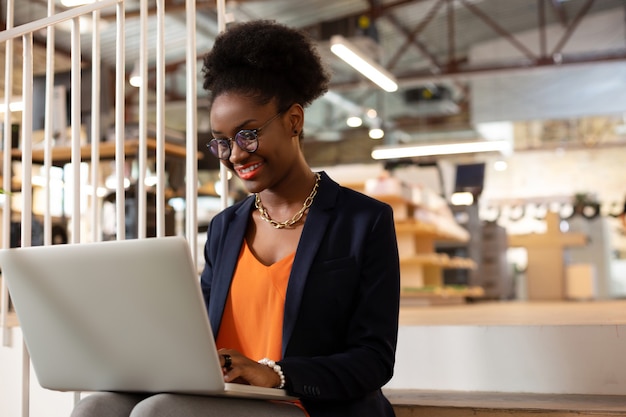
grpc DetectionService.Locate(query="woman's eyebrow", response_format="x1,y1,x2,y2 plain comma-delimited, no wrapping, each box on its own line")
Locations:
211,118,257,136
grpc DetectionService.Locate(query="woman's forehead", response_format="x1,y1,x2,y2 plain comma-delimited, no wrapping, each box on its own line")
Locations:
209,95,275,131
210,93,276,115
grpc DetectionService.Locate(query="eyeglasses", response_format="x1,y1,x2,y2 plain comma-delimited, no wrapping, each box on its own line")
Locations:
207,111,284,160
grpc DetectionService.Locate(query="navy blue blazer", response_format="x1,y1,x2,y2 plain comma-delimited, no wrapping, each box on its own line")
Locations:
200,172,400,417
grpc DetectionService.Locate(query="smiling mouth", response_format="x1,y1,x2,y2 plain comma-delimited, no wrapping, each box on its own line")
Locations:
236,162,263,179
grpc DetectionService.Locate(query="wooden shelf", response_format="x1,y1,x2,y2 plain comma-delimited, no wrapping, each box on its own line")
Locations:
394,216,477,300
395,220,470,242
3,138,193,166
400,254,476,269
395,220,438,235
345,181,479,304
400,286,485,306
371,193,416,207
0,177,25,193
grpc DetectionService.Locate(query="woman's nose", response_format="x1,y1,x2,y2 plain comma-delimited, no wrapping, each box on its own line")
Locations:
228,140,248,164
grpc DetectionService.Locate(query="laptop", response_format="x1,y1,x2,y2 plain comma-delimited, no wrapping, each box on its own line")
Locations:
0,236,295,401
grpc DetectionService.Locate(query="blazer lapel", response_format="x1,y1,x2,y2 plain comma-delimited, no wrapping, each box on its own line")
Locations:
281,172,338,355
209,197,253,337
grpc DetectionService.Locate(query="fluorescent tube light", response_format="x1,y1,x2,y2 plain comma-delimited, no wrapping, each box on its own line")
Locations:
450,192,474,206
371,140,511,160
330,35,398,92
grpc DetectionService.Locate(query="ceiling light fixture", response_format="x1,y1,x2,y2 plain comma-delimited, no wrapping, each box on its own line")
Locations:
129,62,142,88
493,160,508,171
330,35,398,93
369,128,384,139
450,192,474,206
346,116,362,127
371,139,511,160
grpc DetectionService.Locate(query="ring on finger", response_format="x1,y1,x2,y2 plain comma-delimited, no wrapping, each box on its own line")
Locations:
222,354,232,370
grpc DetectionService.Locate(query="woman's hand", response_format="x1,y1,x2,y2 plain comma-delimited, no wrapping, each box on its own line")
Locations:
218,348,282,388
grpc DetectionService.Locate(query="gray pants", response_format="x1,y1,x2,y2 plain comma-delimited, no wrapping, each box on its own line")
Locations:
70,392,306,417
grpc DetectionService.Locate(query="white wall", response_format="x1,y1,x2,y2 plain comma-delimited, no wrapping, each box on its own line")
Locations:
387,324,626,395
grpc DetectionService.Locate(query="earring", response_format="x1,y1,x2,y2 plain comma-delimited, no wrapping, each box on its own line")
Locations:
293,130,298,135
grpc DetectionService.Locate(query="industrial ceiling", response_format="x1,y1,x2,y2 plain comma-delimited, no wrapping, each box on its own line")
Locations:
2,0,626,167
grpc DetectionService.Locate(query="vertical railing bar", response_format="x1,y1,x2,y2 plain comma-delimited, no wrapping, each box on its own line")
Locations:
155,0,165,237
1,0,15,348
70,17,81,244
185,0,198,263
91,8,102,243
216,0,229,210
20,32,35,417
115,1,126,240
21,33,34,253
21,341,30,417
137,0,148,240
43,0,55,247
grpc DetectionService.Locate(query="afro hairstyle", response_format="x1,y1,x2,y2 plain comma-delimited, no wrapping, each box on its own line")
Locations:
202,20,331,112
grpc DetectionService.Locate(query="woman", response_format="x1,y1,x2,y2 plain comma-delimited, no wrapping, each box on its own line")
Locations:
71,19,400,417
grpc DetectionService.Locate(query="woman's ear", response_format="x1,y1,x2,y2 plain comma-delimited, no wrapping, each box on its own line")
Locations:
287,103,304,136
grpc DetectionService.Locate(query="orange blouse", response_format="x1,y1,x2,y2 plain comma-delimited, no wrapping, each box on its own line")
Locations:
216,239,294,362
216,240,310,416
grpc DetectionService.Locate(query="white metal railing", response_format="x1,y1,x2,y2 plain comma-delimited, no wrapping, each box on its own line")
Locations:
1,0,16,351
0,0,201,415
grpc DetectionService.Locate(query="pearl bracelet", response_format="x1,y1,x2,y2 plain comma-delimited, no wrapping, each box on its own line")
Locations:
258,358,286,389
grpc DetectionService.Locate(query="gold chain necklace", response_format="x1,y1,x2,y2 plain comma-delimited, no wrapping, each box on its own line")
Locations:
255,173,321,229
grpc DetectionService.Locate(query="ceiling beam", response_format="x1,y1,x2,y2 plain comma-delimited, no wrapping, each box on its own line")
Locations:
385,0,444,72
551,0,596,56
539,0,548,58
548,0,569,26
459,0,538,62
366,0,432,19
329,48,626,90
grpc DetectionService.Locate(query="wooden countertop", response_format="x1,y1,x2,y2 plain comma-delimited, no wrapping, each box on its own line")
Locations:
399,300,626,326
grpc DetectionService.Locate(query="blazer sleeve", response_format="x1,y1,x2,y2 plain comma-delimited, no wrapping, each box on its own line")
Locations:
278,192,401,403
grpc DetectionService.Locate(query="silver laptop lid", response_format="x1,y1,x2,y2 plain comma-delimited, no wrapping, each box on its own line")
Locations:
1,237,224,394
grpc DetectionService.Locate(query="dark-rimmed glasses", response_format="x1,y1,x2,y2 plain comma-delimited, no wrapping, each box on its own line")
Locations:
207,111,284,160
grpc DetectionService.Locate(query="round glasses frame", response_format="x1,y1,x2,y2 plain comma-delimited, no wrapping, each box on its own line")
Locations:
207,111,284,160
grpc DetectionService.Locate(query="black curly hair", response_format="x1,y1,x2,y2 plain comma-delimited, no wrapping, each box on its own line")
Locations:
202,20,331,112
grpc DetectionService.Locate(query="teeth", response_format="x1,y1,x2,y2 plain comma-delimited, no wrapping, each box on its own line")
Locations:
239,163,261,174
